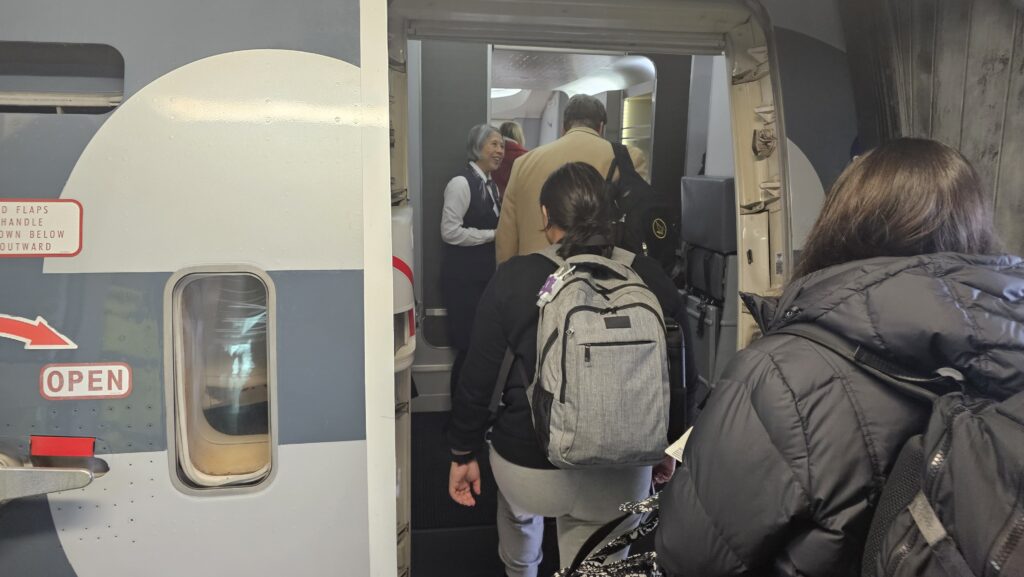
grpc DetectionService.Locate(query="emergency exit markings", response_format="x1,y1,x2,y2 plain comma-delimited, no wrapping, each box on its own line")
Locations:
0,313,77,349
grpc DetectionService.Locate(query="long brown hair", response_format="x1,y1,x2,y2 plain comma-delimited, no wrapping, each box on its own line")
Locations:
793,138,999,279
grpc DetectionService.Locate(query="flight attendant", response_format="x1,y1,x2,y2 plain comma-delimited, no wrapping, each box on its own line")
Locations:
440,124,505,397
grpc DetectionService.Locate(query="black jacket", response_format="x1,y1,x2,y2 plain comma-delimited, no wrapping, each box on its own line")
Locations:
656,253,1024,576
447,249,686,469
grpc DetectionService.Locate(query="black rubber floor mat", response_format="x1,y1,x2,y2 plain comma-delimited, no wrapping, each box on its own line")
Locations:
411,411,560,576
412,411,499,529
412,524,560,577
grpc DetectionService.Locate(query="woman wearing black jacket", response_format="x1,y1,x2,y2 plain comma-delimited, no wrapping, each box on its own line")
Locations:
656,138,1024,576
447,162,683,577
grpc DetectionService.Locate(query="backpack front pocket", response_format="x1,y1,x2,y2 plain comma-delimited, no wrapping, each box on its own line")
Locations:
559,339,665,466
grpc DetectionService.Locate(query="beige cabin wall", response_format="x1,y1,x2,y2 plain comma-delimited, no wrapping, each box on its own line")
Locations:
840,0,1024,254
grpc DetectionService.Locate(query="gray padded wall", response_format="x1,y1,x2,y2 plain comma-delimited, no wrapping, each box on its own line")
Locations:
645,53,691,218
419,40,490,346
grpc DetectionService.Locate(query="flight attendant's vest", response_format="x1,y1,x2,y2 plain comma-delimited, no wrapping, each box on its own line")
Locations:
459,164,499,232
442,164,498,284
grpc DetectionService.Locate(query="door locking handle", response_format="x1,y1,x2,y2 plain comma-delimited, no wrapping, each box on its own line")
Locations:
0,452,109,505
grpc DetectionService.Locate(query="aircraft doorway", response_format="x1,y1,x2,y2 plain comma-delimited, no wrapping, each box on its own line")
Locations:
399,41,741,577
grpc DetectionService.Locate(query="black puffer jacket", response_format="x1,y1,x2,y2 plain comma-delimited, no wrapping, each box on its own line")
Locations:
656,253,1024,576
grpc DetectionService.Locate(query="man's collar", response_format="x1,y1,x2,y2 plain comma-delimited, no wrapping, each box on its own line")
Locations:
564,126,601,137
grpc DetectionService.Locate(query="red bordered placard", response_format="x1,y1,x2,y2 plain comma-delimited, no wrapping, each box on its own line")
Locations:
0,198,83,258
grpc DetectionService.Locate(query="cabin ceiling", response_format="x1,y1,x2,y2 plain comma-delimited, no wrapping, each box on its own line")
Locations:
490,50,656,118
492,51,619,90
391,0,751,54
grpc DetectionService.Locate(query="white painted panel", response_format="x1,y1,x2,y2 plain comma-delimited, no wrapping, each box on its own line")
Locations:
539,91,565,146
360,1,399,575
705,56,735,177
392,205,415,314
44,50,365,274
740,211,770,293
785,139,826,250
685,56,715,176
51,442,370,577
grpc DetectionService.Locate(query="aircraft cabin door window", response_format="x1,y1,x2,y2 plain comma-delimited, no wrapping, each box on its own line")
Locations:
168,270,276,490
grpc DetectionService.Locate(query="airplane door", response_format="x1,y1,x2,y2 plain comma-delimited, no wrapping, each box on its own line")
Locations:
0,1,397,576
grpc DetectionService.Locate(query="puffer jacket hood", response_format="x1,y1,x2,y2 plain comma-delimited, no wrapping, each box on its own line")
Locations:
742,253,1024,400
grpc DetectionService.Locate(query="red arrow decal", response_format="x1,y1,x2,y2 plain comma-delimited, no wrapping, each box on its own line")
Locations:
0,314,77,350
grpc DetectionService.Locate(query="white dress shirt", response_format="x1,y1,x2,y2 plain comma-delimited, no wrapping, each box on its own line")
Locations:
440,162,500,246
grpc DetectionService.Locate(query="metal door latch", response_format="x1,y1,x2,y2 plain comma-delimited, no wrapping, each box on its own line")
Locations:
0,452,108,506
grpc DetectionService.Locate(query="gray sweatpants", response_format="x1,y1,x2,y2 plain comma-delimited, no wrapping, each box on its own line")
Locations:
489,446,652,577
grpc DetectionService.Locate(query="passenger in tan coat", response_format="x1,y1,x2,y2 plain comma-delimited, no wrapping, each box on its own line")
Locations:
495,94,649,263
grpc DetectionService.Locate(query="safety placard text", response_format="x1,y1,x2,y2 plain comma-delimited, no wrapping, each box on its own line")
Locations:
0,199,83,257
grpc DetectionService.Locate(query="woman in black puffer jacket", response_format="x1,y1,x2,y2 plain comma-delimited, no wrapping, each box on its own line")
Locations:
655,138,1024,576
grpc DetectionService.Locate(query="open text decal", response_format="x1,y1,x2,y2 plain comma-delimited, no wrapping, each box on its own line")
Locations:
40,363,133,400
0,199,83,257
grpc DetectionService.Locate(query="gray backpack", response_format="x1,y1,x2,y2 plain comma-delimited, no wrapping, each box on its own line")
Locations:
527,245,670,469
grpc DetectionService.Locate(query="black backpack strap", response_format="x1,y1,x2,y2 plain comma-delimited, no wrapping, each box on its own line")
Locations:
609,142,637,175
605,142,637,205
563,513,631,576
604,151,619,184
771,324,958,402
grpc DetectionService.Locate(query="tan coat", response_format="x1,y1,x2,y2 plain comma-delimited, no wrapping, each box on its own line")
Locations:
494,127,649,263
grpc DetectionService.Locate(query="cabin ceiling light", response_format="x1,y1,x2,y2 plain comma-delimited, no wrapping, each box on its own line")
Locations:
490,88,522,99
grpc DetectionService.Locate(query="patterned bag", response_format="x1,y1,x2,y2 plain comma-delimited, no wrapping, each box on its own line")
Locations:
557,494,664,577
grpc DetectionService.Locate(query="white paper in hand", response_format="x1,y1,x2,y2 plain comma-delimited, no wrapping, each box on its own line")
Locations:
665,427,694,462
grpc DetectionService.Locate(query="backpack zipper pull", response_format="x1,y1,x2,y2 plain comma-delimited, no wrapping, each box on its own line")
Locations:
584,344,591,365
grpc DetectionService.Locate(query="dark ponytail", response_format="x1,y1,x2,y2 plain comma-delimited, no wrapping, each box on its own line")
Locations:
539,162,614,259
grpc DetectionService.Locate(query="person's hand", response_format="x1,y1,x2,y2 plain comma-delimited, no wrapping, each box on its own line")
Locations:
448,460,482,506
653,454,676,486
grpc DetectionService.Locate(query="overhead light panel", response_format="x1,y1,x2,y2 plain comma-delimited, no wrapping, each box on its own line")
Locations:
490,88,522,98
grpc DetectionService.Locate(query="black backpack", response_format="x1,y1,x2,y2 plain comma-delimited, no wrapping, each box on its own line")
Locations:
775,324,1024,577
604,142,679,273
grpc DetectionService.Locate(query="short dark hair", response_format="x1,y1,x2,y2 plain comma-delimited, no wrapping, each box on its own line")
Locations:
539,162,613,259
562,94,607,133
794,138,1000,279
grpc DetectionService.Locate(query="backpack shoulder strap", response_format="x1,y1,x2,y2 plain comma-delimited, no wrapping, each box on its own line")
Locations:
609,141,637,174
604,149,619,184
538,244,565,267
494,349,533,413
609,247,636,267
772,324,950,402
